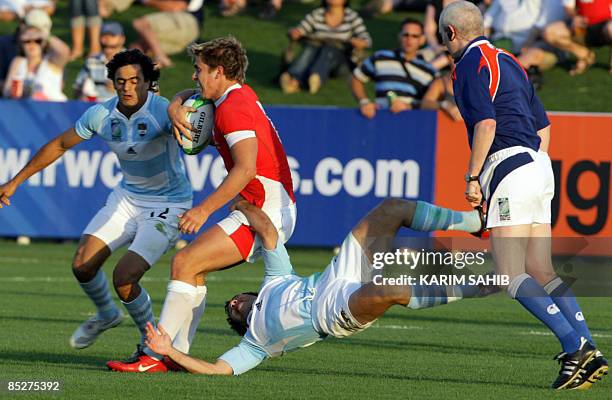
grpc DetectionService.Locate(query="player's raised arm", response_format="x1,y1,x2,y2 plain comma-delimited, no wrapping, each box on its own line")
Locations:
144,323,233,375
0,128,85,208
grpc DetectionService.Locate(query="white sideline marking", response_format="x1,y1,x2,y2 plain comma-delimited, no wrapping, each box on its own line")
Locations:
371,324,423,331
0,275,261,283
522,330,612,339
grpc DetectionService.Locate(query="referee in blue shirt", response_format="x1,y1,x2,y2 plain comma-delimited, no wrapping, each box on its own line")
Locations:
439,1,607,390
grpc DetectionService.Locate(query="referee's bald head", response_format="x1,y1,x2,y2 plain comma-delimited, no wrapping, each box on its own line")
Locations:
439,1,484,41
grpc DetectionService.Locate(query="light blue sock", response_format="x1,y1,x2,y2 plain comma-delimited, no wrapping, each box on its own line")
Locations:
79,270,120,321
407,284,462,309
122,287,155,344
509,274,581,353
410,201,481,233
545,277,594,345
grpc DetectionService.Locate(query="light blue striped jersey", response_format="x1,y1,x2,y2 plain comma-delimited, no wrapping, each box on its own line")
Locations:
75,93,192,203
219,242,325,375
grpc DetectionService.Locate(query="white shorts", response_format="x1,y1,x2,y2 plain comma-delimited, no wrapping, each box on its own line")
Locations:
480,146,554,228
83,188,190,266
217,203,297,263
311,234,375,338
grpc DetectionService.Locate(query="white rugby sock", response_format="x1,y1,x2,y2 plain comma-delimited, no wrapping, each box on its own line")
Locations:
172,285,207,354
144,280,198,360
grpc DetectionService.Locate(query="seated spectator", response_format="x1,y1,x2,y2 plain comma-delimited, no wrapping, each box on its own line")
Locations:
483,0,541,53
24,0,55,15
0,0,24,21
74,21,125,101
517,0,571,86
2,20,69,101
421,74,462,120
350,18,437,119
280,0,371,94
132,0,203,68
69,0,102,60
219,0,283,20
543,0,612,75
360,0,427,19
99,0,133,17
1,9,59,93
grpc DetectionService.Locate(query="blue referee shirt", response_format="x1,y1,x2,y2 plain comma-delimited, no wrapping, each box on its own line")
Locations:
452,37,550,155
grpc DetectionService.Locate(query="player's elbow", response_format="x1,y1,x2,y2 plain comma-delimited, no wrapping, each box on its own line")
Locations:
477,118,496,131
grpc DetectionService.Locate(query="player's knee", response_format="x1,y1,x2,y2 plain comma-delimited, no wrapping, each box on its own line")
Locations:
170,250,196,279
71,255,100,282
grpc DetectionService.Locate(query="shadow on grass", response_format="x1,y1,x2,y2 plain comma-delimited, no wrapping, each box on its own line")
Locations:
0,350,107,370
257,365,546,390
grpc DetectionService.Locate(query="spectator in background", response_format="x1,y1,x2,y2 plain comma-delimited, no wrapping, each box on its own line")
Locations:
483,0,541,53
2,13,69,101
74,21,125,102
518,0,572,87
99,0,133,17
351,18,437,119
69,0,102,60
1,9,64,93
421,75,462,120
0,0,55,21
280,0,371,94
132,0,203,68
543,0,611,75
360,0,427,18
219,0,283,20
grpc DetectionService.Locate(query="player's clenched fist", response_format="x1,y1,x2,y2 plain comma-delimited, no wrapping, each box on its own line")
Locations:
0,181,17,208
465,180,482,208
178,205,210,234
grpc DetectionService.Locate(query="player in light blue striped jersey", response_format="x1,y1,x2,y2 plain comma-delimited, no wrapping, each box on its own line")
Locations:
143,198,486,375
0,49,196,362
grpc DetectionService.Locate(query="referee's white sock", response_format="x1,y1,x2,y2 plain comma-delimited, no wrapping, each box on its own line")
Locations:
144,280,198,360
172,285,207,354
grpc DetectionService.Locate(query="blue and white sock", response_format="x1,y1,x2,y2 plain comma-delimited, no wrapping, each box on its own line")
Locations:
544,277,594,345
122,286,154,345
509,273,581,353
407,284,462,309
410,201,481,233
78,270,120,321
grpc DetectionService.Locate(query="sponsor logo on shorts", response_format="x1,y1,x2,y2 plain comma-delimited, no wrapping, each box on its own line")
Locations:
547,304,560,315
498,197,511,221
575,311,584,321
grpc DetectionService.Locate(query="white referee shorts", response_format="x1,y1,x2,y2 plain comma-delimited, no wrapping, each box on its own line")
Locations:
83,188,191,266
217,203,297,263
480,146,554,229
312,233,375,338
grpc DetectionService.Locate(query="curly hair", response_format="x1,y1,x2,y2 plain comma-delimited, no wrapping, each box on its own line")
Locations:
225,292,259,336
188,36,248,84
106,49,160,89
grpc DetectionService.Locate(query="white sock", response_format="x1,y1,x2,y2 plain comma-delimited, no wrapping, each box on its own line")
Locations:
144,280,197,360
173,285,207,354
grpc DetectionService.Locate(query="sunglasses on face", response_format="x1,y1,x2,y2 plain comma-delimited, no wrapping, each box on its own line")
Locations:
400,33,422,39
21,39,44,45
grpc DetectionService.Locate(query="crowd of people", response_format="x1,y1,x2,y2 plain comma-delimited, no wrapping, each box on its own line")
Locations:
0,0,610,111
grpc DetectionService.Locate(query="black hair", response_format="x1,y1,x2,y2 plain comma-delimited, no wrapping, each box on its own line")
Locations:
106,48,160,88
225,292,259,336
400,17,424,33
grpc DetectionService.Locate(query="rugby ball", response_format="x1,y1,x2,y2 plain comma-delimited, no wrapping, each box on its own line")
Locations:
181,95,214,155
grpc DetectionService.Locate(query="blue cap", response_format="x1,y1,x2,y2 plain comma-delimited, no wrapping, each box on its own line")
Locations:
101,21,124,36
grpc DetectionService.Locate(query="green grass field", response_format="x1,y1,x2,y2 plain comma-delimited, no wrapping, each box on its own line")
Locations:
1,2,611,112
0,240,610,399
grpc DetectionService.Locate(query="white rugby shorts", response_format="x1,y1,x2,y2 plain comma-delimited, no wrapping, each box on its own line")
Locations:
83,188,191,266
311,233,376,338
480,146,554,228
